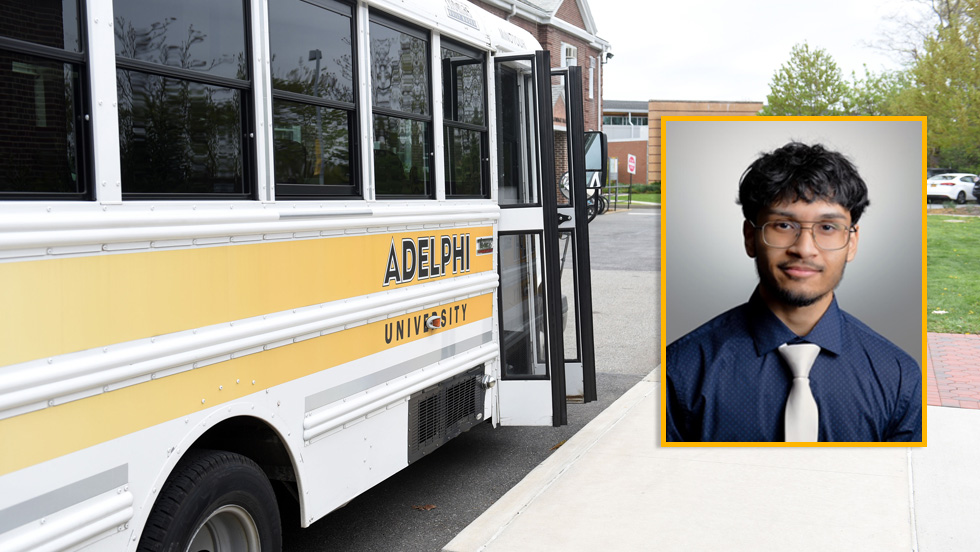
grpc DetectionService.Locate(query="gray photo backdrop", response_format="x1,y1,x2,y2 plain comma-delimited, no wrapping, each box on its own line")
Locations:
663,119,923,366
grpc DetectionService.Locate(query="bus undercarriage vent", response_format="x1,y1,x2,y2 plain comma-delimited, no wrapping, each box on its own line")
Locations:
407,365,486,463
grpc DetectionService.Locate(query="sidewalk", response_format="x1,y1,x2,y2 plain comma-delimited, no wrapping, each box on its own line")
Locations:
444,333,980,552
927,332,980,409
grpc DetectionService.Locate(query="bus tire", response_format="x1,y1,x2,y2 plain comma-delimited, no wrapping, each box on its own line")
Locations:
137,449,281,552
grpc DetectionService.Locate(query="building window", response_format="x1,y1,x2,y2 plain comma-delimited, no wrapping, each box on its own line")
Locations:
441,39,487,198
0,0,87,198
561,43,577,68
603,115,647,126
370,13,432,198
269,0,358,197
114,0,252,197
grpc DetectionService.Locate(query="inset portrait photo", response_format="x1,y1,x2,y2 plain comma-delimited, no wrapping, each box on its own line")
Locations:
660,117,925,446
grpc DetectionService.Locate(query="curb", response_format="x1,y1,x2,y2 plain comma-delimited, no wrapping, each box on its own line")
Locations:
442,369,659,552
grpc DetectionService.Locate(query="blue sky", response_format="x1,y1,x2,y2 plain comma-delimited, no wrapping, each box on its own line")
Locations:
589,0,929,102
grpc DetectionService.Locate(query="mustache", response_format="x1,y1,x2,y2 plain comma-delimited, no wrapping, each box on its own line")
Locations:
778,262,824,272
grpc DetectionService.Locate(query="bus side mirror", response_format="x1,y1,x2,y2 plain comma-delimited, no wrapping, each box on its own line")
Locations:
583,131,608,189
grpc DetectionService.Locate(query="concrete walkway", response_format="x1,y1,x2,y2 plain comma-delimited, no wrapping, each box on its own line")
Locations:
445,336,980,551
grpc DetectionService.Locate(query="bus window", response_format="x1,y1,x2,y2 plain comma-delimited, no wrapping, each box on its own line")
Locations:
270,0,358,198
370,13,432,198
114,0,251,198
0,0,86,198
441,40,488,198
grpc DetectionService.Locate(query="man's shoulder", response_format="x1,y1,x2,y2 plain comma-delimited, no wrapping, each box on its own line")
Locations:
838,309,918,366
667,302,751,354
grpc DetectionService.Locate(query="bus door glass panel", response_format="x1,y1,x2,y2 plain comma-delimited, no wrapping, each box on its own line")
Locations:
552,71,571,209
558,230,579,362
495,60,538,206
498,233,547,377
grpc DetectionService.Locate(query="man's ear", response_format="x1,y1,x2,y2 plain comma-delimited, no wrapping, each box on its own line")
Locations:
846,225,859,262
743,220,757,258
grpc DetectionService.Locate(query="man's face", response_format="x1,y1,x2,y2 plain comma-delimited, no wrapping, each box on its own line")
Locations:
743,199,859,308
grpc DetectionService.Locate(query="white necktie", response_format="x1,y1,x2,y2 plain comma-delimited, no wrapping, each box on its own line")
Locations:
778,343,821,442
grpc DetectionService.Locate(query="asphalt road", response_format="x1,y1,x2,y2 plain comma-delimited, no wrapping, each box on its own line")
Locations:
281,207,659,551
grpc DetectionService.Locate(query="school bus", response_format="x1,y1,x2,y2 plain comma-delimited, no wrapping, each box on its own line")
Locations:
0,0,607,549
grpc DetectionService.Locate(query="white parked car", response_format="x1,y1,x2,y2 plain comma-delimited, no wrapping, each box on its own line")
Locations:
926,173,978,204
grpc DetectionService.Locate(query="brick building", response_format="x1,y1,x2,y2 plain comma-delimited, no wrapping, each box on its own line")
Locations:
648,100,764,184
603,100,648,184
469,0,610,132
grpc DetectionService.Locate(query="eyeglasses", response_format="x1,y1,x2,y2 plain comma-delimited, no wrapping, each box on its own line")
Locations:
752,220,855,251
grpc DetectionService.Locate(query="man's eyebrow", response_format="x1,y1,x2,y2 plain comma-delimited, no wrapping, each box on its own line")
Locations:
766,209,849,221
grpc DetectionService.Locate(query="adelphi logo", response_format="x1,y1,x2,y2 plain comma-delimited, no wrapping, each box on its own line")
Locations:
383,234,471,287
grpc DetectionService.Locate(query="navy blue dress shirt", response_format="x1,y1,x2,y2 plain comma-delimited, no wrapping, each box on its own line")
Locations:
666,289,922,442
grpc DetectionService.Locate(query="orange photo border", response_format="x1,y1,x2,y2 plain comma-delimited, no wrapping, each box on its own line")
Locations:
658,115,928,447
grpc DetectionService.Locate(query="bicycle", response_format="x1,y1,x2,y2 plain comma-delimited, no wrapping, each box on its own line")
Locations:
560,172,606,222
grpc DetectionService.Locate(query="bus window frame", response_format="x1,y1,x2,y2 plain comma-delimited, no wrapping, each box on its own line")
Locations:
0,2,92,201
368,10,435,200
113,0,256,201
269,0,361,199
440,38,488,199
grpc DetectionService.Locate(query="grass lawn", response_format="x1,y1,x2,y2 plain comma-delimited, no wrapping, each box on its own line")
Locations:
625,193,660,204
928,215,980,333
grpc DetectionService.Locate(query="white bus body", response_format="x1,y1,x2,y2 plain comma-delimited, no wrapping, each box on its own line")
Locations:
0,0,601,549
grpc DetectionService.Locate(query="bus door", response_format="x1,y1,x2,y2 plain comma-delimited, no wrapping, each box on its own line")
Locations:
492,52,597,426
551,65,597,405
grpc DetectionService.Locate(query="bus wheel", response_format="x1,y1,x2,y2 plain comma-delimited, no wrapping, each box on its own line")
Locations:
137,449,281,552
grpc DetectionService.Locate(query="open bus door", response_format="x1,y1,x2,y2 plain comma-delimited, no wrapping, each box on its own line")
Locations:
493,52,605,426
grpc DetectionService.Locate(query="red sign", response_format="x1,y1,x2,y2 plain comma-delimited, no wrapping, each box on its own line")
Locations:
627,154,636,175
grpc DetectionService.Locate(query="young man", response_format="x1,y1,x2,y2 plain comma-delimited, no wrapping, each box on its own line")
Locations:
665,142,922,442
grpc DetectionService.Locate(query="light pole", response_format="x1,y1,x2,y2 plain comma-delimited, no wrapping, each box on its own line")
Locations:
309,49,323,186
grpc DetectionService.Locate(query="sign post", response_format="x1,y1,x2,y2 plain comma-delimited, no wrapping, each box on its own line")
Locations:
626,154,636,209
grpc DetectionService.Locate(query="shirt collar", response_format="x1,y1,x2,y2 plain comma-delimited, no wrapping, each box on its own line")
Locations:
747,287,844,357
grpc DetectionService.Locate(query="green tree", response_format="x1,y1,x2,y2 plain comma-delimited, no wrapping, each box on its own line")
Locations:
846,65,910,115
895,2,980,172
760,43,850,115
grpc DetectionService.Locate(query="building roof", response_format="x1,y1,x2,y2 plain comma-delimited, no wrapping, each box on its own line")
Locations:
477,0,610,50
603,100,648,113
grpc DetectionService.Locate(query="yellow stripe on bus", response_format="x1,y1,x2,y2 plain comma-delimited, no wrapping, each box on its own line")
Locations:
0,228,492,367
0,294,493,476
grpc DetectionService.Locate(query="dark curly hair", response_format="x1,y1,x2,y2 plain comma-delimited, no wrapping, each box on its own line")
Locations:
737,142,870,224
